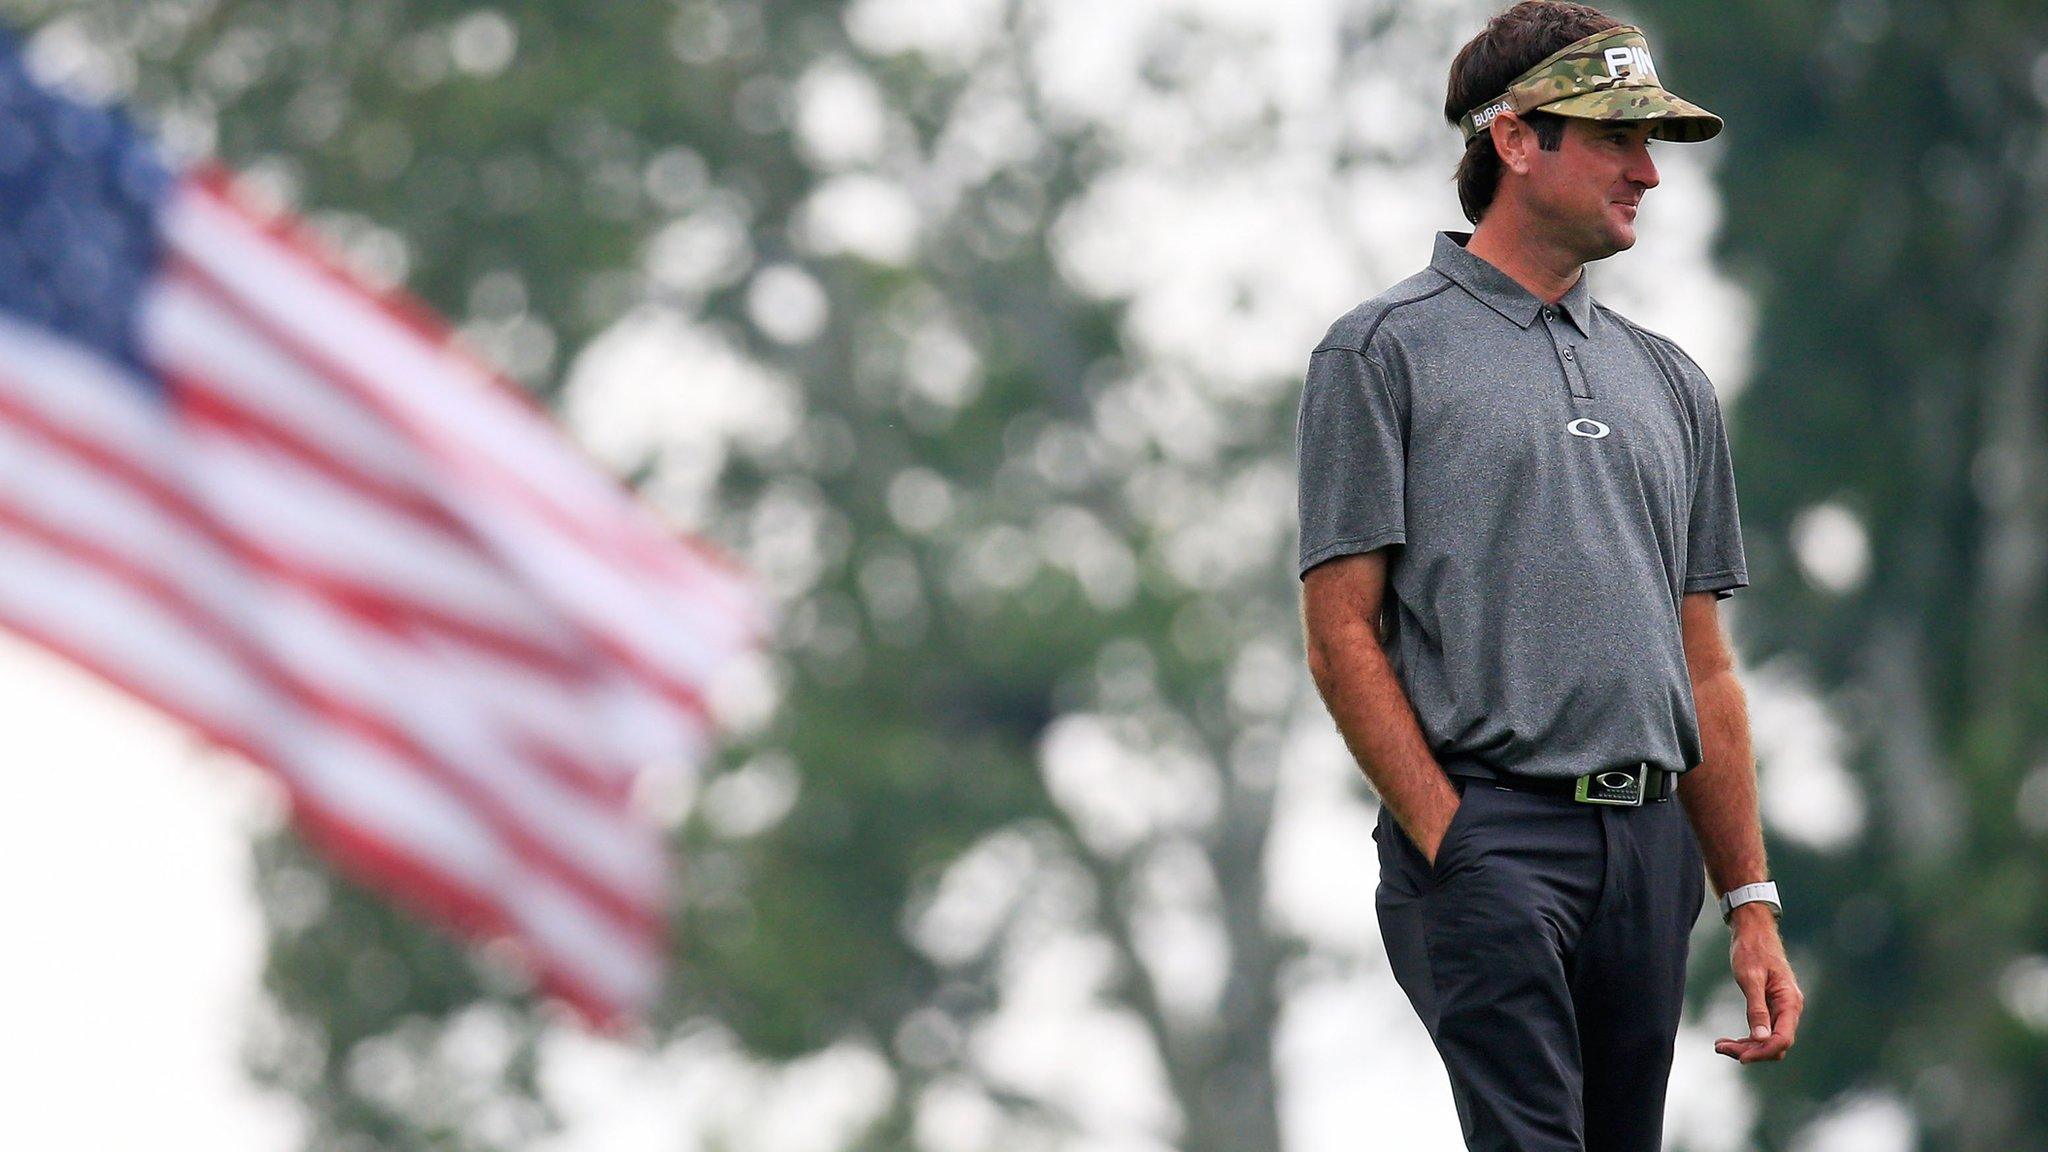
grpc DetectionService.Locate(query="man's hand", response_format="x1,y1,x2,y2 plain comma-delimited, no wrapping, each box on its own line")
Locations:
1679,593,1802,1064
1713,905,1803,1062
1415,792,1462,868
1302,551,1465,868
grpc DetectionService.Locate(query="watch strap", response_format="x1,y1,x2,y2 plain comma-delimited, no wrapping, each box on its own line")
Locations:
1718,880,1781,923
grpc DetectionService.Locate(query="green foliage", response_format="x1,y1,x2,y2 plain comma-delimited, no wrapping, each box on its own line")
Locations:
40,0,2048,1147
1634,1,2048,1146
22,0,1303,1147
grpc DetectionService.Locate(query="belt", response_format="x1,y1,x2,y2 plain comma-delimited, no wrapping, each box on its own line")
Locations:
1443,757,1679,806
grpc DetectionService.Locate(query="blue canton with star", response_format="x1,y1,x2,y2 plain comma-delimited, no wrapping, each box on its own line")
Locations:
0,28,172,376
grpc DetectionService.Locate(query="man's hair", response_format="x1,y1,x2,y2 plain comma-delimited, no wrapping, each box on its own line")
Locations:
1445,2,1622,223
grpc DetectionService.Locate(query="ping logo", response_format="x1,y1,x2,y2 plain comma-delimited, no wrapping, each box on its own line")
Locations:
1566,418,1611,440
1603,45,1657,81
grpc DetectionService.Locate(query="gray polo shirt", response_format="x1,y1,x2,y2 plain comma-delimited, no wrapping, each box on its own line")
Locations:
1297,231,1747,780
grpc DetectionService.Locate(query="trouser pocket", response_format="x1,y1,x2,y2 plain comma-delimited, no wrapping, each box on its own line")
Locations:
1427,778,1483,885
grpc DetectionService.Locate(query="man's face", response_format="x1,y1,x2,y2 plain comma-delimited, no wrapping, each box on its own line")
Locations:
1517,118,1661,261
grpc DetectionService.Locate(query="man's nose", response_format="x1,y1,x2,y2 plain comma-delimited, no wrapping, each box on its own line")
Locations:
1628,140,1661,190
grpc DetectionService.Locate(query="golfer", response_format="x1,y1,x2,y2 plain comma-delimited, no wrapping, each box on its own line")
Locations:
1296,4,1802,1149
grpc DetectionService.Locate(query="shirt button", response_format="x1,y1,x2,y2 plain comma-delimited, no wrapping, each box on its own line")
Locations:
1542,308,1555,320
1563,348,1575,361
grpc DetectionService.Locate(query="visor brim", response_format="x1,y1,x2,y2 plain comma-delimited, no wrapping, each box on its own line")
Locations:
1539,88,1723,143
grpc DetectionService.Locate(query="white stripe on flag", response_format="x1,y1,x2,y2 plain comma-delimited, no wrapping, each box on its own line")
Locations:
161,187,674,544
0,156,767,1025
0,405,668,911
0,318,594,673
148,277,439,499
190,432,579,642
140,285,711,767
0,520,662,1015
160,185,765,694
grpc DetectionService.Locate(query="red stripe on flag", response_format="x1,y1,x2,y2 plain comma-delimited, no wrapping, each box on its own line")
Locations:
165,185,766,668
0,499,666,944
0,595,651,1026
170,373,476,541
288,800,644,1032
163,369,724,764
0,143,772,1028
184,168,756,604
154,371,680,808
0,382,597,682
157,249,725,722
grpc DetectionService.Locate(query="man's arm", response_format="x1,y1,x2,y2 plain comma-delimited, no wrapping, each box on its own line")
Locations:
1302,550,1462,863
1678,591,1804,1063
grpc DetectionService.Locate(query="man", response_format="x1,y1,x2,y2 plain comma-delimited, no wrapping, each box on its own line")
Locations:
1296,4,1802,1150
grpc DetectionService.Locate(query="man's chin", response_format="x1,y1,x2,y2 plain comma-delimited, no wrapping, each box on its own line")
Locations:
1608,208,1641,249
1584,221,1637,262
1574,235,1632,265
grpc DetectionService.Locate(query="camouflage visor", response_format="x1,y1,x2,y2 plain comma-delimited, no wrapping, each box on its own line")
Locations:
1456,26,1722,144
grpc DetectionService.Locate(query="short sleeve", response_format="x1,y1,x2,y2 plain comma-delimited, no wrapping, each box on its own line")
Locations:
1296,346,1407,579
1683,375,1748,599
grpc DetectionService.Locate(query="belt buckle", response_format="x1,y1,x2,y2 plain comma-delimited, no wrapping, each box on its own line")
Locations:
1574,763,1648,807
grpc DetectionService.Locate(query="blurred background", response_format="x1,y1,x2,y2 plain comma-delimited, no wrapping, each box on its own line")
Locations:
0,0,2044,1149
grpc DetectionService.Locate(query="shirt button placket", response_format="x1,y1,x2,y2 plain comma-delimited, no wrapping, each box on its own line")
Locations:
1543,308,1593,399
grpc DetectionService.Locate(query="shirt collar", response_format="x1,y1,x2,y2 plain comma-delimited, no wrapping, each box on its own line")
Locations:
1431,231,1595,336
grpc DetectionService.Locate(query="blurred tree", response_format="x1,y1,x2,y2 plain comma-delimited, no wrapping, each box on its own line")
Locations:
1,0,1490,1149
1634,1,2048,1148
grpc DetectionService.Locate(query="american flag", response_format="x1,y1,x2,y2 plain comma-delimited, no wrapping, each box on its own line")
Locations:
0,32,765,1026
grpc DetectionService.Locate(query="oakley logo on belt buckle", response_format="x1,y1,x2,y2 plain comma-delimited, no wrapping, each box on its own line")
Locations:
1575,766,1647,806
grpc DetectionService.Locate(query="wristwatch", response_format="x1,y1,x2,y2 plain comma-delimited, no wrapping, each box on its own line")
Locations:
1717,881,1782,923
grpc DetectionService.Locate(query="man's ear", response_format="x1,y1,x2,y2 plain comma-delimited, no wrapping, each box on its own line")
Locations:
1489,111,1532,176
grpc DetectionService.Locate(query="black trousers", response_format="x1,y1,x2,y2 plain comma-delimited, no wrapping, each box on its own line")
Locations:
1375,776,1706,1152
